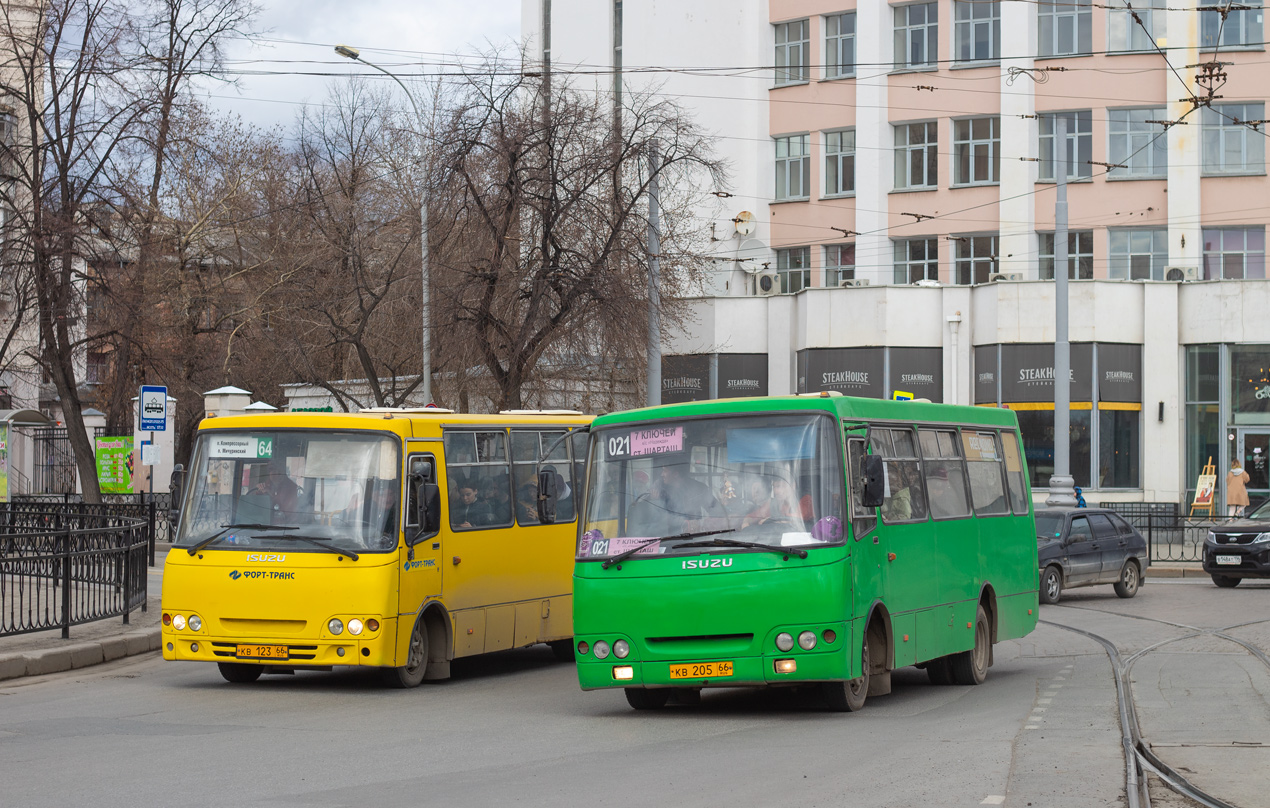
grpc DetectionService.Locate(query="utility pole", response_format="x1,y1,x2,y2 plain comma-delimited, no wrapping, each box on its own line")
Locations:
646,140,662,407
1047,113,1076,507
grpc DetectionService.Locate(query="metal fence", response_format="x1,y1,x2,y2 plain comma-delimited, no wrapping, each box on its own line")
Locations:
1097,501,1245,563
0,505,149,638
14,492,173,548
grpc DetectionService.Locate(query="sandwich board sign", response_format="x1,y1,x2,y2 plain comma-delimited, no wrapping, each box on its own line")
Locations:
139,385,168,432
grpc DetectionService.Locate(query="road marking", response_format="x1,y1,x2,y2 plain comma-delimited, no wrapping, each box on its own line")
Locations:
1038,698,1052,704
981,797,1006,805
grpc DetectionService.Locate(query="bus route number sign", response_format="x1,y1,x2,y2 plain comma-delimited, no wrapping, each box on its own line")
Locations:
606,427,683,459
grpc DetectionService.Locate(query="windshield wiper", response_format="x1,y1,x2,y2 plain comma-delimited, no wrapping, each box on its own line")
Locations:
674,537,809,560
273,535,360,561
600,528,737,569
187,524,299,555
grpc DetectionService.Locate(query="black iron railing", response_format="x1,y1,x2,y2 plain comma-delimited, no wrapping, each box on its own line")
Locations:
1096,502,1249,563
0,506,148,639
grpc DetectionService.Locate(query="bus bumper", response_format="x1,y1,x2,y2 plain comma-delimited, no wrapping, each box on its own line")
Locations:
161,618,398,668
576,623,852,691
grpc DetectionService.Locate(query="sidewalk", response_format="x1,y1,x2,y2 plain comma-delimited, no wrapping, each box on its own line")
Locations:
0,549,1210,683
0,546,168,682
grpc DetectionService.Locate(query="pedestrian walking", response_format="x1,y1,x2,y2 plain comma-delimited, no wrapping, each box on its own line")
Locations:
1227,460,1251,518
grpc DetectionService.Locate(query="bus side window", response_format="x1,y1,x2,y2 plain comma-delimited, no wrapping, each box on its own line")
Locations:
879,428,928,524
1000,431,1030,515
961,430,1009,516
511,430,576,526
444,430,513,531
919,428,971,520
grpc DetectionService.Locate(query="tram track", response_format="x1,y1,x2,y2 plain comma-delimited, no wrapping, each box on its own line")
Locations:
1040,609,1270,808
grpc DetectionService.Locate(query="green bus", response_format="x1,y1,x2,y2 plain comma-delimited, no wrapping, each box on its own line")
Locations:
569,393,1039,711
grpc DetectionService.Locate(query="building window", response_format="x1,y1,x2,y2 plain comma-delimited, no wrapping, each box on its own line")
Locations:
1202,227,1266,279
894,237,939,283
775,19,810,85
1108,0,1164,52
1099,410,1140,488
1108,108,1167,178
777,246,811,293
825,12,856,78
1039,111,1093,181
1039,231,1094,279
894,121,938,190
86,351,107,385
825,244,855,285
954,235,998,285
824,129,855,196
954,1,1000,63
1108,228,1167,280
1201,0,1263,49
953,116,999,186
1038,0,1092,57
775,134,811,200
1202,103,1266,175
1017,410,1092,489
1185,345,1220,505
894,3,938,70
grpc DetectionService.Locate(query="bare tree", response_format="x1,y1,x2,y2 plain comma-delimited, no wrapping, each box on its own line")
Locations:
429,63,724,411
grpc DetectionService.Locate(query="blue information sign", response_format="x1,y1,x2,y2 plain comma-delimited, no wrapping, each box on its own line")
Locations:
139,385,168,432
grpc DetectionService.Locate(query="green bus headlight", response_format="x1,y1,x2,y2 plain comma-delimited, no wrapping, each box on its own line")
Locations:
798,631,818,650
775,632,794,652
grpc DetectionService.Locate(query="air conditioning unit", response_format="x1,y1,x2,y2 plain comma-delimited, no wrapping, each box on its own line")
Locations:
1164,266,1200,282
756,269,780,296
989,272,1024,282
839,278,870,287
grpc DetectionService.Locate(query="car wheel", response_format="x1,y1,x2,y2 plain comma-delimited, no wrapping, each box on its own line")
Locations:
949,605,991,686
625,688,670,710
217,662,263,683
1039,566,1063,605
1113,561,1140,598
1211,573,1242,588
823,635,870,712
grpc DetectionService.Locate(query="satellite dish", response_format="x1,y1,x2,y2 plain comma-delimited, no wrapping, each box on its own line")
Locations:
733,211,756,236
735,238,768,273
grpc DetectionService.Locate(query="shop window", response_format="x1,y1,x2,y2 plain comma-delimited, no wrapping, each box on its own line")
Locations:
1231,347,1270,421
1015,409,1091,489
1098,410,1140,488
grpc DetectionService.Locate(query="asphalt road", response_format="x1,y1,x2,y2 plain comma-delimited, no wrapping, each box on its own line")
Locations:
0,578,1266,808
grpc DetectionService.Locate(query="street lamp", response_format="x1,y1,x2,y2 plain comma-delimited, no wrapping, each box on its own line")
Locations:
335,44,432,406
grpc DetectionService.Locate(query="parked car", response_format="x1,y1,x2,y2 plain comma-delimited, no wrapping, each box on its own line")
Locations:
1036,508,1149,604
1203,499,1270,587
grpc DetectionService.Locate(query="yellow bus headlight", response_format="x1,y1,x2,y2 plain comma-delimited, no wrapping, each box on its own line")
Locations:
328,618,344,635
172,614,186,631
348,619,364,636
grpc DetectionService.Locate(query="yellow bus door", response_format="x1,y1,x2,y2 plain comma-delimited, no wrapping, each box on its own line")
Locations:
398,446,443,629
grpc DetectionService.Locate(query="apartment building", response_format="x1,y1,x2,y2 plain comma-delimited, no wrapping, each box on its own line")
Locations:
524,0,1270,509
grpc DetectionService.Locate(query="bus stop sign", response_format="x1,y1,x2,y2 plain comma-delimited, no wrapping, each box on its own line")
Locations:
139,385,168,431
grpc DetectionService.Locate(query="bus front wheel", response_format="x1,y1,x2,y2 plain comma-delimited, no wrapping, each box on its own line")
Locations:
625,688,670,710
823,637,869,712
949,605,990,686
218,662,263,683
383,616,428,688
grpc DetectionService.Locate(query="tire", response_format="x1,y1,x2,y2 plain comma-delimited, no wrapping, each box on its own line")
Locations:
549,639,575,662
926,656,953,686
383,615,428,688
1211,573,1242,588
949,605,990,686
1039,566,1063,605
671,688,701,706
217,662,263,684
1113,561,1141,598
625,688,670,710
823,634,870,712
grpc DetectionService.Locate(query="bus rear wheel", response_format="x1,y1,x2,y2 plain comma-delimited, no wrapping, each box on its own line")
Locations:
549,639,575,662
218,662,263,683
383,616,428,688
625,688,670,710
925,657,953,686
949,605,990,686
823,637,869,712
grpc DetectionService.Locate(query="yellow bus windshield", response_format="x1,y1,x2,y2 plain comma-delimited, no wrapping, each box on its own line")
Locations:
175,429,401,555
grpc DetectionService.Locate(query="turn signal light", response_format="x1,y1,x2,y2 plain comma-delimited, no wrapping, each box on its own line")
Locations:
774,659,797,674
162,613,171,626
366,619,380,632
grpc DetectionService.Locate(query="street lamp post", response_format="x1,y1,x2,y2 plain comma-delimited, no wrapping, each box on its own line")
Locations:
335,45,432,406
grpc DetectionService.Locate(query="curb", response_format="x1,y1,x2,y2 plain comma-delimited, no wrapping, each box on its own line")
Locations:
0,627,162,682
1145,566,1208,579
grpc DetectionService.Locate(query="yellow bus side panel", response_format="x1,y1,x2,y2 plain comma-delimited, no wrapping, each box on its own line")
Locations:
514,602,539,647
454,609,485,657
485,605,516,653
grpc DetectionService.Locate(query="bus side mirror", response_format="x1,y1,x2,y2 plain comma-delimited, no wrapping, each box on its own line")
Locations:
861,455,885,508
168,464,186,528
536,469,558,524
408,473,441,543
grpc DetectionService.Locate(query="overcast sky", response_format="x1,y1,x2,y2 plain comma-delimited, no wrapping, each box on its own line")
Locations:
202,0,522,132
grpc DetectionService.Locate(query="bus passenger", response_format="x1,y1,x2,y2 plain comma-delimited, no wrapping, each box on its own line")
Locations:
480,477,512,525
454,480,490,528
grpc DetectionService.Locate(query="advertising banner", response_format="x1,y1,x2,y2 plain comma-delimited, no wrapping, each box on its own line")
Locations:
796,348,884,398
999,343,1093,403
661,355,710,404
95,436,134,494
974,345,998,405
889,347,943,402
1098,343,1143,403
717,354,768,398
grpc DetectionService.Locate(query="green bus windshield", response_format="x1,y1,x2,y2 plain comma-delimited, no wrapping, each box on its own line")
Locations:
580,413,845,559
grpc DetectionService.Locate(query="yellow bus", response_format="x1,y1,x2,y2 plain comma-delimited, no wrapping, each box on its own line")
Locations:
161,408,591,686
